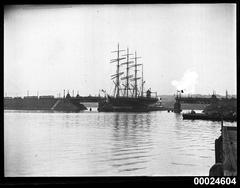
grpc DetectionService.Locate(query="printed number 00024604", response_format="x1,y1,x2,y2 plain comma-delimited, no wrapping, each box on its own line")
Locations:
193,177,237,185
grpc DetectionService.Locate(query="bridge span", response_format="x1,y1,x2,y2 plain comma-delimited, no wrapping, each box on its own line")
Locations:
173,94,236,113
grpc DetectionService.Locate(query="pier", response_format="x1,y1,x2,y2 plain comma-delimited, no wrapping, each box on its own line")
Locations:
209,125,237,176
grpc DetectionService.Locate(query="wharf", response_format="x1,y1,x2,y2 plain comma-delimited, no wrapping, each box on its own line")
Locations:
209,125,237,176
4,96,87,112
222,126,237,176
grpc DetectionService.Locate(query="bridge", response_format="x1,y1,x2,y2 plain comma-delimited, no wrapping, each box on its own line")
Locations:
177,96,218,104
173,94,236,113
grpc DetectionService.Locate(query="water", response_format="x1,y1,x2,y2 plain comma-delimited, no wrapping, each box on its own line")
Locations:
4,108,236,176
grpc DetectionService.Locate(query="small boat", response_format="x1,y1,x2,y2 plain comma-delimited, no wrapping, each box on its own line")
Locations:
182,110,237,122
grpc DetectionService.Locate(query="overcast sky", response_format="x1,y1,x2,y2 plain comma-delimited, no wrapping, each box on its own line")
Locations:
4,4,236,97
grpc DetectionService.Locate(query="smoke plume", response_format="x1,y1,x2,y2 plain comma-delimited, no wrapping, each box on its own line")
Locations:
171,70,198,94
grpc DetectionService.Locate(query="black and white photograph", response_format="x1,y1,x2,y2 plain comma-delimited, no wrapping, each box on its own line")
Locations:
3,4,237,179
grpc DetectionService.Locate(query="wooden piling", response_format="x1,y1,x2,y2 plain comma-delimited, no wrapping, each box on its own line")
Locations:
215,135,222,163
209,126,237,176
222,126,237,176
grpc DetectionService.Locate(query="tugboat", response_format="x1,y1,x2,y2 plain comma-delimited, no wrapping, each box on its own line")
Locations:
98,44,158,112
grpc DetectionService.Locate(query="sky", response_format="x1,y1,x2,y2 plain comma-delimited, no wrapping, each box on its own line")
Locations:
4,4,236,97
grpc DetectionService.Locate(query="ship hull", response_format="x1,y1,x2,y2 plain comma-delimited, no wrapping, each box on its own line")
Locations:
98,96,158,112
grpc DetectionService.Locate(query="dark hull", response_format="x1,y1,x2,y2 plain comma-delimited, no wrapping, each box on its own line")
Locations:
4,98,87,112
148,106,166,111
98,96,158,112
182,113,237,122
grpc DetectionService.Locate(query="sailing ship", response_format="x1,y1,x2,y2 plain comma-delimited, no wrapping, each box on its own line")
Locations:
98,44,158,112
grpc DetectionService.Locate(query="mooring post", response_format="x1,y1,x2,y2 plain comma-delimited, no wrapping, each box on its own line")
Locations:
215,135,222,163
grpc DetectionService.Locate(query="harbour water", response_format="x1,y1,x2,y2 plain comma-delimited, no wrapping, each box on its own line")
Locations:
4,106,236,176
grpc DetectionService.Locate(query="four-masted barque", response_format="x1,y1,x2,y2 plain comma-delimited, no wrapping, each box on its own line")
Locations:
98,44,158,112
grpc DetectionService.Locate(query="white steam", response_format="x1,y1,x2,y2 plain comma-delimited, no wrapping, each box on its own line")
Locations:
171,70,198,94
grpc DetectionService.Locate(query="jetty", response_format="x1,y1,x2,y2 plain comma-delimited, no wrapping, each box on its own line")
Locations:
209,123,237,176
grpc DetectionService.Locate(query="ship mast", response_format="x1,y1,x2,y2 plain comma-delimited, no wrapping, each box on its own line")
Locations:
134,52,138,97
110,43,125,98
133,51,141,98
126,48,130,97
121,48,134,97
129,51,142,98
141,64,145,97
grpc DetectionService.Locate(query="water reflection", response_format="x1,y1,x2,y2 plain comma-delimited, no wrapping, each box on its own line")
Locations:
5,110,236,176
109,113,152,173
174,112,182,121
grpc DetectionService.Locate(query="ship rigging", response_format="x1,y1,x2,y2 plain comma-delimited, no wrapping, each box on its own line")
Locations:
98,43,158,112
110,44,146,99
